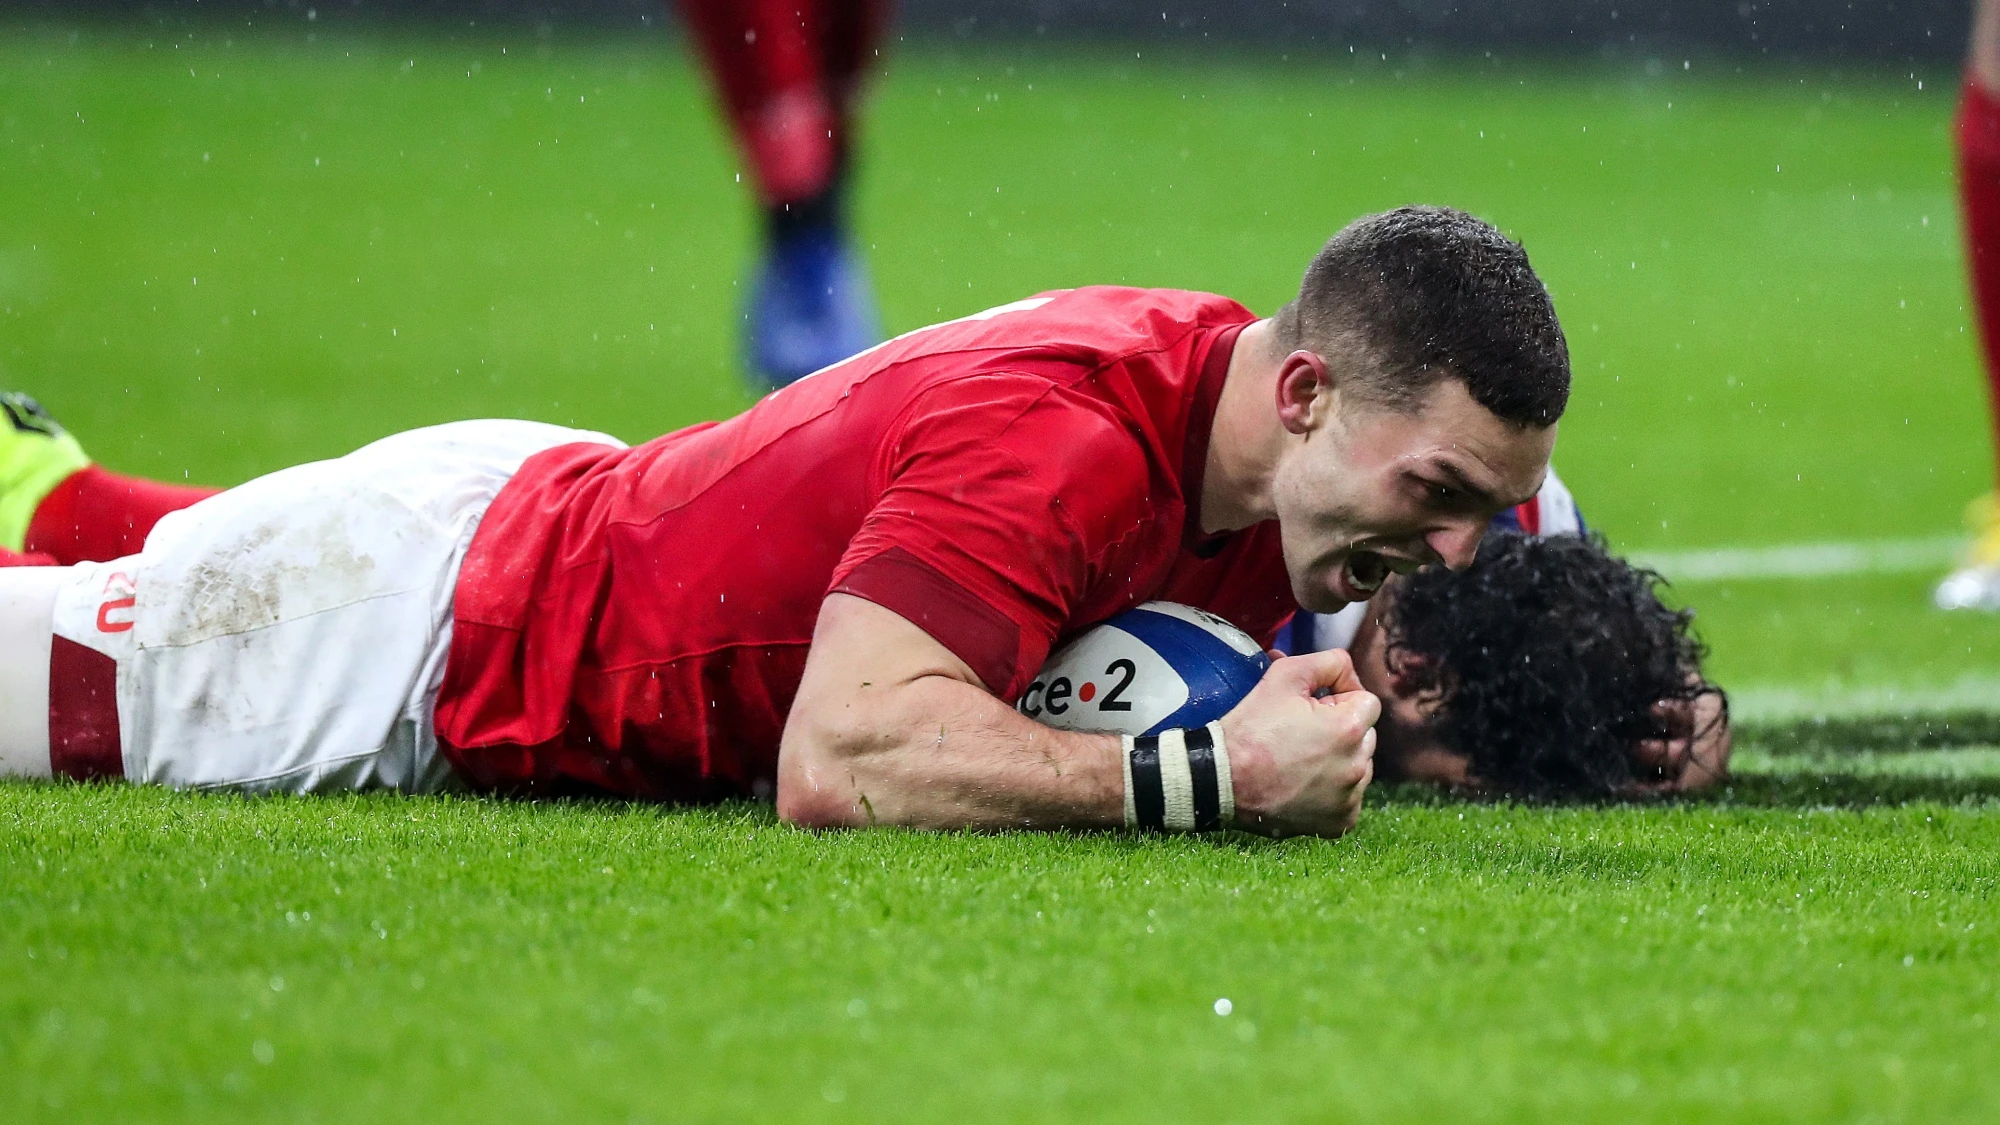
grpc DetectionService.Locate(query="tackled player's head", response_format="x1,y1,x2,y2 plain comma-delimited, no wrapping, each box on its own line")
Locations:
1262,207,1570,611
1348,533,1725,798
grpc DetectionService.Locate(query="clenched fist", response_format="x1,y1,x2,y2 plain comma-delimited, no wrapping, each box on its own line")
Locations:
1221,649,1381,838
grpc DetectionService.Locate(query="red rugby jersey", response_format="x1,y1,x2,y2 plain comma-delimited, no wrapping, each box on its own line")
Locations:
434,287,1295,800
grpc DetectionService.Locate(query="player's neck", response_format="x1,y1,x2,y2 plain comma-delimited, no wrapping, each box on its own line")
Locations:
1199,318,1285,534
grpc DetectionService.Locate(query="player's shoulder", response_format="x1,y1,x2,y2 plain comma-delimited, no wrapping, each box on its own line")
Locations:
1030,286,1258,351
1040,284,1254,318
863,286,1253,373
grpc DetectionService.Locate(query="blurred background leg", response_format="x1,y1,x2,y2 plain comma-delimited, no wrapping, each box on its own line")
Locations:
1939,0,2000,609
0,390,216,567
0,392,89,557
25,467,219,567
677,0,886,389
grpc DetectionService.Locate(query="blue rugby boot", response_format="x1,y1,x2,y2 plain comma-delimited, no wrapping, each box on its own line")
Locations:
0,391,90,552
746,218,881,390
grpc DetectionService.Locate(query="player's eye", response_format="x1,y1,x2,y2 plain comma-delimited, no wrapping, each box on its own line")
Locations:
1408,473,1468,510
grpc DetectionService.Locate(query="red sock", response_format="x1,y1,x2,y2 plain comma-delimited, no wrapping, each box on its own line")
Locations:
1958,74,2000,484
24,466,220,565
676,0,889,206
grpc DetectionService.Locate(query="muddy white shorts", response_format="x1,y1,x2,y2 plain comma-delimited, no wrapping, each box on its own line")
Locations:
48,420,623,794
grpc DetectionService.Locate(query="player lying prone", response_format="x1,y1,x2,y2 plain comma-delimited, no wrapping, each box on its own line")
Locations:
0,207,1720,837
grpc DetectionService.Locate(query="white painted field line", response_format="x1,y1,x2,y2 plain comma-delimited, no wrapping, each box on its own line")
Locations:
1619,534,1997,721
1730,674,2000,723
1626,535,1964,583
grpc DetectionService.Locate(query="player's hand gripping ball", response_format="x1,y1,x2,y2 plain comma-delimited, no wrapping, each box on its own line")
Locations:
1018,602,1271,736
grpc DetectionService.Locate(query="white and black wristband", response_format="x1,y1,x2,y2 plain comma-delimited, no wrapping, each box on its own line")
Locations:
1122,722,1233,831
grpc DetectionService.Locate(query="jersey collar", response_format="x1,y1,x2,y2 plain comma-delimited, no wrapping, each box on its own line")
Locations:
1180,320,1250,556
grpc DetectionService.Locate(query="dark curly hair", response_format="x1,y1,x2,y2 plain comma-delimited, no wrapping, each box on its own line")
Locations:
1383,532,1718,798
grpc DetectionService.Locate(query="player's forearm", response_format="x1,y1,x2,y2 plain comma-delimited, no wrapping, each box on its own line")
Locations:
776,675,1127,831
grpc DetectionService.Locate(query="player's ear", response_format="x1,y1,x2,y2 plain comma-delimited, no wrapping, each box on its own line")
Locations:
1383,648,1424,689
1274,350,1330,435
1384,649,1449,711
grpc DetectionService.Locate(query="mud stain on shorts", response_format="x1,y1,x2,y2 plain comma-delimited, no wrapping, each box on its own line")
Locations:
153,493,408,647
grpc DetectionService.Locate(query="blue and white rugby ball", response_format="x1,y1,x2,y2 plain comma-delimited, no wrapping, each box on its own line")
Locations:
1017,602,1271,736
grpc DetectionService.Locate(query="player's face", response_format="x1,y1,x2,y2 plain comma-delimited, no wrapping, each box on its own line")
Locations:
1271,374,1555,613
1345,584,1472,786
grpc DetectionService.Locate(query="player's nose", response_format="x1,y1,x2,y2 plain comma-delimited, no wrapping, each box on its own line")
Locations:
1426,519,1485,572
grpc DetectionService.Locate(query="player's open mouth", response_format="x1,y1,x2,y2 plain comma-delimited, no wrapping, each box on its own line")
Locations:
1339,551,1392,599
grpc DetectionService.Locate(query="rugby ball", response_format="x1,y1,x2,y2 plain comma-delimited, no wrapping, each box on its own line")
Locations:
1017,602,1271,736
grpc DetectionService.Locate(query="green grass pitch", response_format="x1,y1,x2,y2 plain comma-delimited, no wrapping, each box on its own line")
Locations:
4,19,2000,1122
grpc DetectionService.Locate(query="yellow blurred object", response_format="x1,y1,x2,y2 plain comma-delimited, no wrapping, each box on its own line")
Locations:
0,391,90,553
1968,493,2000,568
1936,494,2000,610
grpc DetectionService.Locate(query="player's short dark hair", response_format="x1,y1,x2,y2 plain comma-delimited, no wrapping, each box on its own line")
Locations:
1275,206,1570,428
1383,532,1719,798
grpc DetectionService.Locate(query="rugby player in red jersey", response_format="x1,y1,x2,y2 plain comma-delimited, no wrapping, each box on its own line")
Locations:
0,208,1568,837
0,445,1733,803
